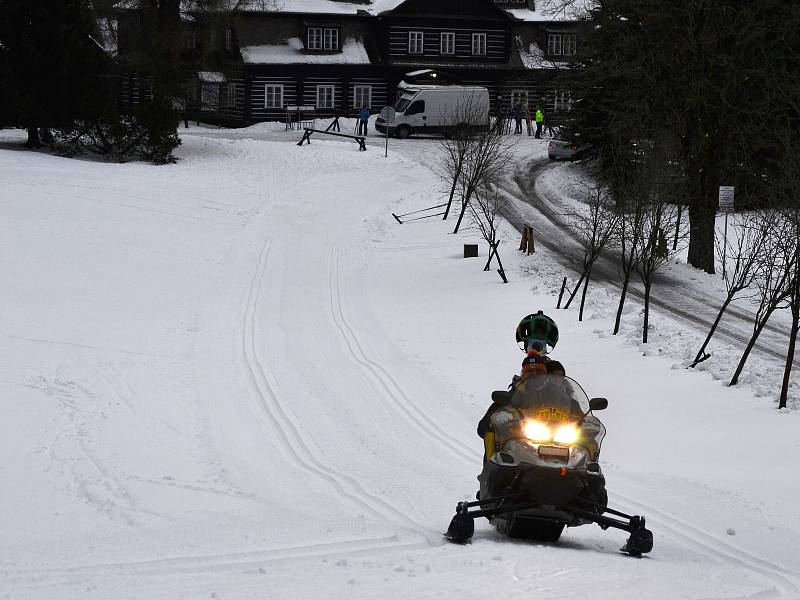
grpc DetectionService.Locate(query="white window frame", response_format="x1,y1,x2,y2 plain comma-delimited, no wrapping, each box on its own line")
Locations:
510,89,528,109
471,33,487,56
225,28,233,50
323,28,338,51
548,33,575,56
353,85,372,109
307,27,323,50
547,33,561,55
440,31,455,55
563,33,576,56
226,82,236,108
408,31,424,55
316,84,335,109
554,91,572,112
264,84,284,109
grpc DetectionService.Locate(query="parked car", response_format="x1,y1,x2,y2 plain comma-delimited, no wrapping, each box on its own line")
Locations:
547,127,592,160
375,84,490,139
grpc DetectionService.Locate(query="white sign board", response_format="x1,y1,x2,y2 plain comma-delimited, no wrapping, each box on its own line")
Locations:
380,106,396,122
719,186,735,212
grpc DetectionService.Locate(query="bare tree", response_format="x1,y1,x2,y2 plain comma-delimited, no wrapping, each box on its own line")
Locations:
729,223,792,386
563,180,618,321
611,183,648,335
778,209,800,408
452,123,515,234
634,199,681,344
689,211,773,367
467,184,506,257
435,96,484,220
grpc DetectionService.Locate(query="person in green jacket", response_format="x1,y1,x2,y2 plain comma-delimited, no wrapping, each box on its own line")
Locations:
534,106,544,139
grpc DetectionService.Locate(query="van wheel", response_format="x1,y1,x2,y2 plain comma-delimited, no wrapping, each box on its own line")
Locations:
395,125,410,139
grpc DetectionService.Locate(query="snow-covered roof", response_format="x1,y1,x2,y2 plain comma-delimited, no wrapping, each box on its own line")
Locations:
187,0,404,15
116,0,591,21
506,0,593,22
240,36,370,64
198,71,227,82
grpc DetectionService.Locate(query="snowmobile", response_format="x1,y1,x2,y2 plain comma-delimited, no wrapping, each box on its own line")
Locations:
446,372,653,556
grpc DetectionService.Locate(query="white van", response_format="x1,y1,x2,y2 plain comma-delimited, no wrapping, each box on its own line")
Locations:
375,84,490,138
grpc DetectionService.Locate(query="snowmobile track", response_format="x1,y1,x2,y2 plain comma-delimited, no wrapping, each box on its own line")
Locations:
328,245,475,463
614,491,800,598
241,238,434,541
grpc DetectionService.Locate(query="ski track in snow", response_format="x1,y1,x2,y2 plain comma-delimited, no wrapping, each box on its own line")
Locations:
328,245,475,463
240,237,437,546
612,489,800,600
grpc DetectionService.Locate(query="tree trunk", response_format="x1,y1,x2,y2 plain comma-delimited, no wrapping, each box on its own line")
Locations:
24,127,41,148
452,194,469,234
779,306,799,409
684,125,720,275
686,191,716,274
443,163,461,220
579,267,592,322
613,273,631,335
730,309,776,386
642,279,652,344
673,205,682,251
690,294,733,367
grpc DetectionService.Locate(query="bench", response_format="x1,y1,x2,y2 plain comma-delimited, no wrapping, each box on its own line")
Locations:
297,128,367,151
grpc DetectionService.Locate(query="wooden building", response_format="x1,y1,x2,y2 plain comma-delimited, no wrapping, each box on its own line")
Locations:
116,0,586,127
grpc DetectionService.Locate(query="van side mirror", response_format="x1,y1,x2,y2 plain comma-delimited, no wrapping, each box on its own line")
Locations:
589,397,608,411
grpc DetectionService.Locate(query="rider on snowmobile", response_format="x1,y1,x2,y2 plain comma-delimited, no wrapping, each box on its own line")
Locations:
477,311,562,443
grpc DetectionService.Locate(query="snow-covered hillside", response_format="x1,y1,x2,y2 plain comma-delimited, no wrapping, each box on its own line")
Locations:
2,129,799,599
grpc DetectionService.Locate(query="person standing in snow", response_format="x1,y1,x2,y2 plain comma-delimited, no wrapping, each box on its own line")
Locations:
512,102,523,135
534,105,544,139
525,101,533,136
358,105,370,136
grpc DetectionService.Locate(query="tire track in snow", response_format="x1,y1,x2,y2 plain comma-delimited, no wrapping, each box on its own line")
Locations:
3,536,424,581
611,490,800,599
240,238,437,544
328,245,476,463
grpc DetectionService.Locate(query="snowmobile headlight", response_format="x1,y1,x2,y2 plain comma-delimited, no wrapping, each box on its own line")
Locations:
553,424,579,445
523,419,551,442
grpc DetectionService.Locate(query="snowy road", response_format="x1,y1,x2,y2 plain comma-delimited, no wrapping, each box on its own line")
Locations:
498,158,798,372
3,128,800,599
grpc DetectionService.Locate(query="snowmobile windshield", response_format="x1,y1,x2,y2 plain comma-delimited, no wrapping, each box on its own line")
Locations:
510,374,590,421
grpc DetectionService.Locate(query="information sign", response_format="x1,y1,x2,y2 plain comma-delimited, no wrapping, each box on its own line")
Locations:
719,186,735,212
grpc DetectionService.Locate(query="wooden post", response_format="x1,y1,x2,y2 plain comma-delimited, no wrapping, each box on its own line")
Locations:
526,225,535,254
519,225,528,251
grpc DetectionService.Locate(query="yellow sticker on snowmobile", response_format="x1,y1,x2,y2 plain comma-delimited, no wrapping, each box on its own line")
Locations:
535,407,569,422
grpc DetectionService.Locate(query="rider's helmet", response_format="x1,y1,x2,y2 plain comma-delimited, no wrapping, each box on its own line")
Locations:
515,311,559,353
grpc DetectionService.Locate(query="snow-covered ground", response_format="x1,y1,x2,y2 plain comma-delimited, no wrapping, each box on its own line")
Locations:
2,127,800,600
